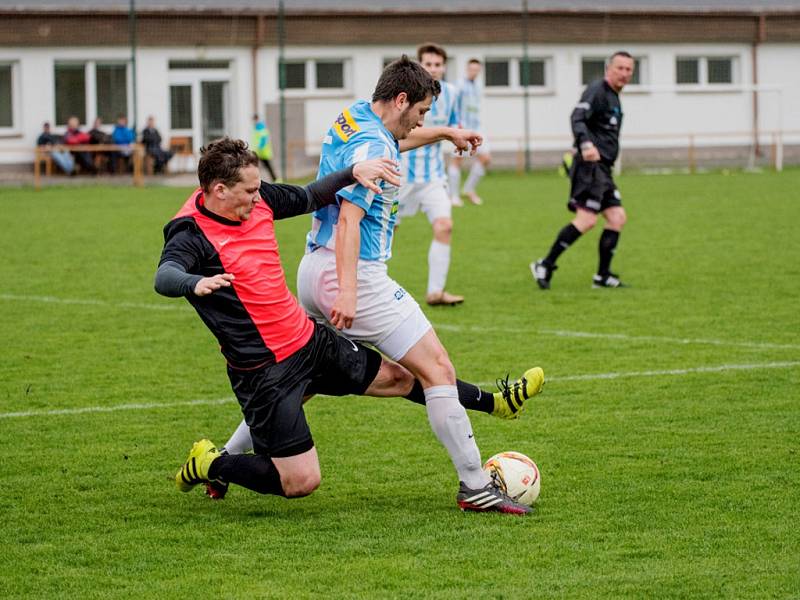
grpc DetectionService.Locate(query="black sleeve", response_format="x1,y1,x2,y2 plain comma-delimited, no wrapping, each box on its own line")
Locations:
154,261,203,297
260,165,356,220
571,82,600,148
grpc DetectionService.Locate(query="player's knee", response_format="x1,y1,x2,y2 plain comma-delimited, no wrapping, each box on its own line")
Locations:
433,218,452,239
574,213,597,232
430,348,456,383
282,468,321,498
610,209,627,229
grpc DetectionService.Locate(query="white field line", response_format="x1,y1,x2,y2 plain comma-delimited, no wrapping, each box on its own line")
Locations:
2,361,798,421
2,292,798,352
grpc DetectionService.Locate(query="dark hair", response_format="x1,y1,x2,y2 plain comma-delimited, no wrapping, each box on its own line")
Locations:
198,137,259,193
417,42,447,63
467,58,481,65
372,55,440,106
610,51,633,62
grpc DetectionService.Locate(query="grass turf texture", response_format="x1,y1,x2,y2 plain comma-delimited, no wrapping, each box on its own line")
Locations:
1,170,799,598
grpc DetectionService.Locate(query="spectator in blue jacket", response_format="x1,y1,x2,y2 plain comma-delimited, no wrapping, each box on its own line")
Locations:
112,114,136,172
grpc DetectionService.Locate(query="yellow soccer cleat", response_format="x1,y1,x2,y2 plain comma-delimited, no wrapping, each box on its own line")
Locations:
175,439,220,493
492,367,545,419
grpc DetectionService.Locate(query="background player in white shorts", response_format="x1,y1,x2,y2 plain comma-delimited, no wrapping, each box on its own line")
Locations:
297,56,543,514
449,58,491,207
398,43,463,307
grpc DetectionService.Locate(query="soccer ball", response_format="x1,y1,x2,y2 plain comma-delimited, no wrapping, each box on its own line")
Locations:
483,451,541,506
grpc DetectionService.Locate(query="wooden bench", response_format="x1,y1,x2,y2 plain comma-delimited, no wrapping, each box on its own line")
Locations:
33,143,146,190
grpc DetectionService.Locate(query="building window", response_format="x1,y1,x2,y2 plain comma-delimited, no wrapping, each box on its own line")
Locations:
676,56,736,85
485,57,550,90
170,85,192,129
581,58,605,85
0,63,15,129
54,61,129,126
55,63,87,125
280,59,348,92
316,61,344,89
96,64,128,123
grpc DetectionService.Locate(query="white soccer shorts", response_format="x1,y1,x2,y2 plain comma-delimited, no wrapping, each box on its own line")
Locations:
397,181,452,225
296,247,432,361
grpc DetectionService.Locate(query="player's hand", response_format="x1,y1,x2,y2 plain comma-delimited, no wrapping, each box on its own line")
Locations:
353,158,401,193
450,128,483,156
194,273,235,296
581,144,601,162
330,289,357,330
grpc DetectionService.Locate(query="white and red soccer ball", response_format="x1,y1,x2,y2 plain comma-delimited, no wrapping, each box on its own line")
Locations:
483,451,541,506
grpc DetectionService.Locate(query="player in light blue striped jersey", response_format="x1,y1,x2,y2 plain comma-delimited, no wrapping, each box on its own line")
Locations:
398,43,464,307
449,58,492,207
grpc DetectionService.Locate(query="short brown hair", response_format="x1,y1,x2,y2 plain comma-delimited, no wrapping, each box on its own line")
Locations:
417,43,447,63
372,55,440,106
197,137,258,193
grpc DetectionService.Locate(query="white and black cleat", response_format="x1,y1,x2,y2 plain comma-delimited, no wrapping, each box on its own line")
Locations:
530,259,556,290
456,481,532,515
592,272,625,288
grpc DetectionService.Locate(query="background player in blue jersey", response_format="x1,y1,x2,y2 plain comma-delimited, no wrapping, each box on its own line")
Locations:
297,56,543,514
398,43,464,307
449,58,492,207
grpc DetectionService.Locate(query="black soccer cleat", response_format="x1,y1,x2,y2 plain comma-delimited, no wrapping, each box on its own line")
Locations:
592,272,625,288
530,259,557,290
456,481,532,515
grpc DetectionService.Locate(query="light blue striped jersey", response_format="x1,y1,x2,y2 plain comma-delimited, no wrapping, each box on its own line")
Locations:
401,80,459,184
457,77,482,131
307,100,401,262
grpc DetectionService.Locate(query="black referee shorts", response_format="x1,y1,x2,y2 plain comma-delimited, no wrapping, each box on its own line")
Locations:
227,322,382,458
568,158,622,214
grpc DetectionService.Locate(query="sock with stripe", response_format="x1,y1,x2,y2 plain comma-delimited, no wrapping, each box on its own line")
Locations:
427,239,451,295
598,229,620,276
208,453,286,497
424,385,490,489
544,223,582,266
447,164,461,200
462,161,485,193
404,379,495,414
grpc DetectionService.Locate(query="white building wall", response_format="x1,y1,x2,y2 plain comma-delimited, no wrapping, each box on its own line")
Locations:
1,39,798,166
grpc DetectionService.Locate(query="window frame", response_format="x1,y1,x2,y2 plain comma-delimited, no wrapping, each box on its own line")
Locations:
483,56,554,95
675,55,739,88
53,59,131,127
581,55,648,92
0,60,21,135
279,58,350,97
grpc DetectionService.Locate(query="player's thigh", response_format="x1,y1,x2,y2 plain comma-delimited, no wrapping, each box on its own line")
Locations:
397,182,424,222
373,300,433,362
296,249,336,322
420,183,452,224
395,327,455,388
272,447,321,497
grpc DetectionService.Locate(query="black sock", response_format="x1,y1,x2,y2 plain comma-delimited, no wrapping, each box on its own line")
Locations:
404,379,495,414
598,229,620,276
208,454,286,497
544,223,582,266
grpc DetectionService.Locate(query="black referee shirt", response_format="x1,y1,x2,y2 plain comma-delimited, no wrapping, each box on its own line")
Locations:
571,79,623,166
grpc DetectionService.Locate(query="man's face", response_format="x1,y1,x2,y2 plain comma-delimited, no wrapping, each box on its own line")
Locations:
396,95,432,139
223,165,261,221
67,117,79,129
606,55,634,92
466,62,481,81
419,52,446,81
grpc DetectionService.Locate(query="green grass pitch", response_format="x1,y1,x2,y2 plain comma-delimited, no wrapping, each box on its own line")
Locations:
1,170,799,598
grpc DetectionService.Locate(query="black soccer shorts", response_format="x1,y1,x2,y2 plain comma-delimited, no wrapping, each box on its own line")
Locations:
567,158,622,214
226,321,381,458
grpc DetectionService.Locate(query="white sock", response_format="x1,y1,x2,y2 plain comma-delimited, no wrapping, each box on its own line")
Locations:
424,385,489,489
447,164,461,200
463,161,485,194
427,239,450,295
221,418,253,454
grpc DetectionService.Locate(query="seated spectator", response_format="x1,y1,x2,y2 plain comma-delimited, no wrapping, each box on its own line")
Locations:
89,117,113,173
140,115,173,174
37,121,74,175
63,116,97,174
111,114,136,173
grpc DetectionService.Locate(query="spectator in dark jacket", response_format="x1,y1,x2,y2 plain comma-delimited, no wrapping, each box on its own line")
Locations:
37,121,74,174
141,115,173,174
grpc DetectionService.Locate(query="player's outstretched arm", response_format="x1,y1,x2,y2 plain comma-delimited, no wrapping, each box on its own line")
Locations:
154,260,233,297
264,158,399,220
399,126,482,155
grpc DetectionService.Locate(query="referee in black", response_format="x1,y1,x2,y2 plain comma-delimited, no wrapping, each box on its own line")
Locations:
532,51,634,289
